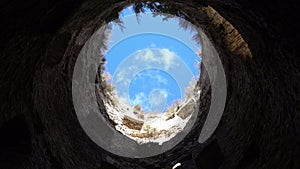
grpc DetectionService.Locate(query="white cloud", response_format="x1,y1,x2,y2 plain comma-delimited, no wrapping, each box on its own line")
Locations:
115,69,126,83
149,89,167,110
132,92,147,107
143,49,157,62
154,74,167,85
114,64,137,86
160,49,176,70
136,48,178,71
150,43,156,48
128,65,138,71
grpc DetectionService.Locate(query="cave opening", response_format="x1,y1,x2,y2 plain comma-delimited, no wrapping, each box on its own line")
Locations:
96,3,203,145
65,1,268,164
71,0,254,159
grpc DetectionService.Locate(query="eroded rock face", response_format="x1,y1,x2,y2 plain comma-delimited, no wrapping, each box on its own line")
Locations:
0,0,299,169
201,6,252,58
122,115,144,130
176,99,196,120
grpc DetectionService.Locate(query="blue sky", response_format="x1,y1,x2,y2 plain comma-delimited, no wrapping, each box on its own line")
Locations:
103,5,201,112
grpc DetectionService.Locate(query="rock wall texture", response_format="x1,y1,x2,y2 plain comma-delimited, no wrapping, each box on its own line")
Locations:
0,0,299,169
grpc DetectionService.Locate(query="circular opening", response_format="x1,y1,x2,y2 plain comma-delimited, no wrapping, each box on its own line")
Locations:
96,4,202,145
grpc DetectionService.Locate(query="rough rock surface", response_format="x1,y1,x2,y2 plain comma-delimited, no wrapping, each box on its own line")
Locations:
176,99,196,120
122,115,144,130
0,0,299,169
